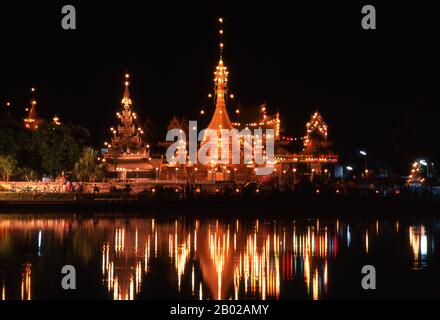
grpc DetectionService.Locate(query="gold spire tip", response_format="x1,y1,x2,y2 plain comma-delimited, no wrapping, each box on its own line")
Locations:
218,17,224,58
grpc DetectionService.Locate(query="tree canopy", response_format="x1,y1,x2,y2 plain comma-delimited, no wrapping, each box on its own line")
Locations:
73,147,106,182
0,117,90,180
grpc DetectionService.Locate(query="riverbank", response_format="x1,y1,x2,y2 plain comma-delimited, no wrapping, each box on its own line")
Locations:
0,193,439,216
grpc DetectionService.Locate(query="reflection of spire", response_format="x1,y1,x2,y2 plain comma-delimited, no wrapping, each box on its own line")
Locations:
0,217,337,300
207,17,233,131
1,281,5,300
21,263,32,300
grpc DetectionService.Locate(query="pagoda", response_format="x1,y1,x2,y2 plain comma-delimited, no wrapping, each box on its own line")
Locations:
407,161,425,186
196,18,278,182
275,111,338,175
23,88,43,130
197,18,253,182
103,73,153,181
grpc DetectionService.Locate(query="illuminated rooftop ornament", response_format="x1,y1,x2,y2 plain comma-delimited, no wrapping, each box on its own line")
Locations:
304,111,328,147
206,17,233,132
52,115,61,125
121,73,132,107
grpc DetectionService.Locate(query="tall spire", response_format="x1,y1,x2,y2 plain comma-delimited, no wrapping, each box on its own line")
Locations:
219,17,224,60
24,87,42,130
207,17,233,131
28,87,38,119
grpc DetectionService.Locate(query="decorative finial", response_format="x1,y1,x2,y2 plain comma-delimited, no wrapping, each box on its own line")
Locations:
30,87,37,106
124,73,130,87
218,17,224,60
122,73,132,106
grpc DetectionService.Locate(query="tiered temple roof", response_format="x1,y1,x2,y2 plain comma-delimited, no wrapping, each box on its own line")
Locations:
104,74,153,175
275,111,338,166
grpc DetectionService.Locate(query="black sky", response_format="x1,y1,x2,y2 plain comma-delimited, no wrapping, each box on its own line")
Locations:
1,1,439,172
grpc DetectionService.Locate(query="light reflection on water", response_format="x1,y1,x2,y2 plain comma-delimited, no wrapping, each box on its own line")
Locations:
0,214,439,300
409,225,429,270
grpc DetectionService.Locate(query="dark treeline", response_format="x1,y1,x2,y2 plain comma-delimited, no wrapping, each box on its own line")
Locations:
0,116,91,181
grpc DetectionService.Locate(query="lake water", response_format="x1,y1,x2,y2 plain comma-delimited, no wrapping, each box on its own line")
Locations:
0,213,439,300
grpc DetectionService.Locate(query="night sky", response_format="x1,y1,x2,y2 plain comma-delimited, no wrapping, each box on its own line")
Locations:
1,1,439,173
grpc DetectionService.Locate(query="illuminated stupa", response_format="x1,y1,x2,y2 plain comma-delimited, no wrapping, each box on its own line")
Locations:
275,111,338,175
23,87,43,130
103,73,154,181
196,18,277,182
161,18,286,183
158,18,242,182
196,18,256,182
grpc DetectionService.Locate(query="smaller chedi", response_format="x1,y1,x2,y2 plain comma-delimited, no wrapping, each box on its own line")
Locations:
407,161,426,186
275,111,338,177
24,87,43,130
298,111,339,173
103,73,154,181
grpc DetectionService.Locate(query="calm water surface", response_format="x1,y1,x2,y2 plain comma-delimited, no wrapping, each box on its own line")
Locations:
0,213,439,300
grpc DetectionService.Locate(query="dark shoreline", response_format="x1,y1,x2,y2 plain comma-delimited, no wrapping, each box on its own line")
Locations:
0,197,439,217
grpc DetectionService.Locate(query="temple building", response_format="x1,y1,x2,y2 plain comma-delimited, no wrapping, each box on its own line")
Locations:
158,19,338,184
196,18,278,182
407,161,425,186
275,111,338,176
23,88,43,130
231,103,281,141
103,74,154,181
156,116,190,181
158,18,246,182
160,18,282,183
